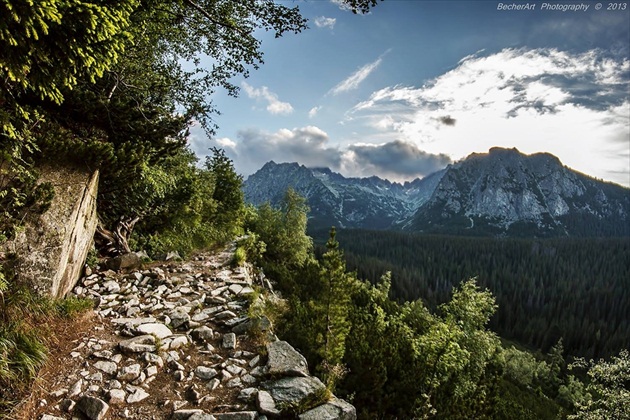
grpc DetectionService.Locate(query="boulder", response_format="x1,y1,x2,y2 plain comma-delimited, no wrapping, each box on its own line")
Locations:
2,166,99,297
262,376,327,411
266,340,309,377
298,398,357,420
107,253,141,271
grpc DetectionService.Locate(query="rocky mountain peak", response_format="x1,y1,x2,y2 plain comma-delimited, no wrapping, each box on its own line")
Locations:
243,149,630,237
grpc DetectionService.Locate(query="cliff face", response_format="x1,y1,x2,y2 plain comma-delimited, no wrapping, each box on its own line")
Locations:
4,165,99,297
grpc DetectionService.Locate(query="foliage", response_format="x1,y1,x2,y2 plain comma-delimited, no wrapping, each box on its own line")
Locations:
327,229,630,359
569,349,630,419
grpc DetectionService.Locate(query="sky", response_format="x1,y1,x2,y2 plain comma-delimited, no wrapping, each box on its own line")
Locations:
188,0,630,187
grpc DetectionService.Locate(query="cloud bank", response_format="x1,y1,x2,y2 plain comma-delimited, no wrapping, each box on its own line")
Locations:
348,48,630,186
192,126,451,181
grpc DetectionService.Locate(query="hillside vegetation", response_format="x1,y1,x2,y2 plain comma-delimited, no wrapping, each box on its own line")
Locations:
314,229,629,360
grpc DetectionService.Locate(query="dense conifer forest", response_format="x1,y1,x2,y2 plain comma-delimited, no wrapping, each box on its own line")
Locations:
311,228,630,360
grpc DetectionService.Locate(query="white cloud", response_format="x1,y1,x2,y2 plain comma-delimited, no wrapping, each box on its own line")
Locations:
196,126,451,181
308,106,322,118
329,56,383,95
242,81,294,115
347,48,630,186
314,16,336,30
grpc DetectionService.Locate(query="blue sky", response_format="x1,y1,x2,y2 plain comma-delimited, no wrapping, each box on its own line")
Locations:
189,0,630,187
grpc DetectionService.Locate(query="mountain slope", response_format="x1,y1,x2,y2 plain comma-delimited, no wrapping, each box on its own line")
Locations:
243,148,630,237
408,147,630,236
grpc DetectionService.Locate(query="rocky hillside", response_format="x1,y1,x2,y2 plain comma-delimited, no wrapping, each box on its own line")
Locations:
243,161,442,231
243,148,630,237
21,245,354,420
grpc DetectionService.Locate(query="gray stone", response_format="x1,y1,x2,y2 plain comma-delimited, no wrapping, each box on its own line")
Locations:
168,334,189,349
191,326,214,342
213,413,257,420
68,378,83,398
135,322,173,339
127,387,150,403
257,390,280,416
195,366,218,380
108,253,141,271
107,389,126,405
171,410,204,420
93,360,117,375
206,378,220,390
169,309,191,329
40,415,65,420
232,316,272,334
119,335,156,354
298,398,357,420
238,387,258,402
3,167,99,298
189,413,216,420
266,340,309,377
262,376,327,409
76,395,109,420
222,333,237,349
117,364,141,381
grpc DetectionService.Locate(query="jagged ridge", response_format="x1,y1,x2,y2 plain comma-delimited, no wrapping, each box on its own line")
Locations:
243,148,630,237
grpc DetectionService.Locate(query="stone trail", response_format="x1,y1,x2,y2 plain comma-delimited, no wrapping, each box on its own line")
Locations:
35,245,355,420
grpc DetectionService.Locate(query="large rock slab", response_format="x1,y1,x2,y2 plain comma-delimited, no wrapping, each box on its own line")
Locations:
298,398,357,420
3,166,99,297
266,340,309,377
262,376,327,410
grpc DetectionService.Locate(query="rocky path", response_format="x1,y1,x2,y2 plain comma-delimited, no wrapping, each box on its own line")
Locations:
21,244,355,420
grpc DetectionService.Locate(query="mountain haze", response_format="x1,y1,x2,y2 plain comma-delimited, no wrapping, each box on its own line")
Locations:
243,147,630,237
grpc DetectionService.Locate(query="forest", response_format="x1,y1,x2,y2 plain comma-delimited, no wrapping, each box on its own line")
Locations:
309,229,630,360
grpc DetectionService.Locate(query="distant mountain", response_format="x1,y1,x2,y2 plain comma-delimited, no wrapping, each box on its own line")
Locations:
243,147,630,237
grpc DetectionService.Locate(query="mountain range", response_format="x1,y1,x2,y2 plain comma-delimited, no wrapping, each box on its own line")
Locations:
242,147,630,237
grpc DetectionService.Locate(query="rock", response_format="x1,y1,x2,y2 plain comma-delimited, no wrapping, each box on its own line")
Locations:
232,316,272,334
189,413,217,420
257,390,280,416
3,167,99,298
298,398,357,420
266,340,309,377
41,415,65,420
166,251,181,261
119,335,156,354
172,410,204,420
195,366,218,380
93,360,117,375
206,378,220,390
127,387,150,403
222,333,237,349
191,326,214,342
107,389,126,405
76,395,109,420
68,378,83,398
135,322,173,339
262,376,327,412
213,413,257,420
60,398,75,412
169,309,191,329
168,334,190,350
117,364,142,381
108,253,142,271
238,387,258,402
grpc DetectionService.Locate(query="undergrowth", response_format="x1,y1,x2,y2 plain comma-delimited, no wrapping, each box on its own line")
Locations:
0,282,94,411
